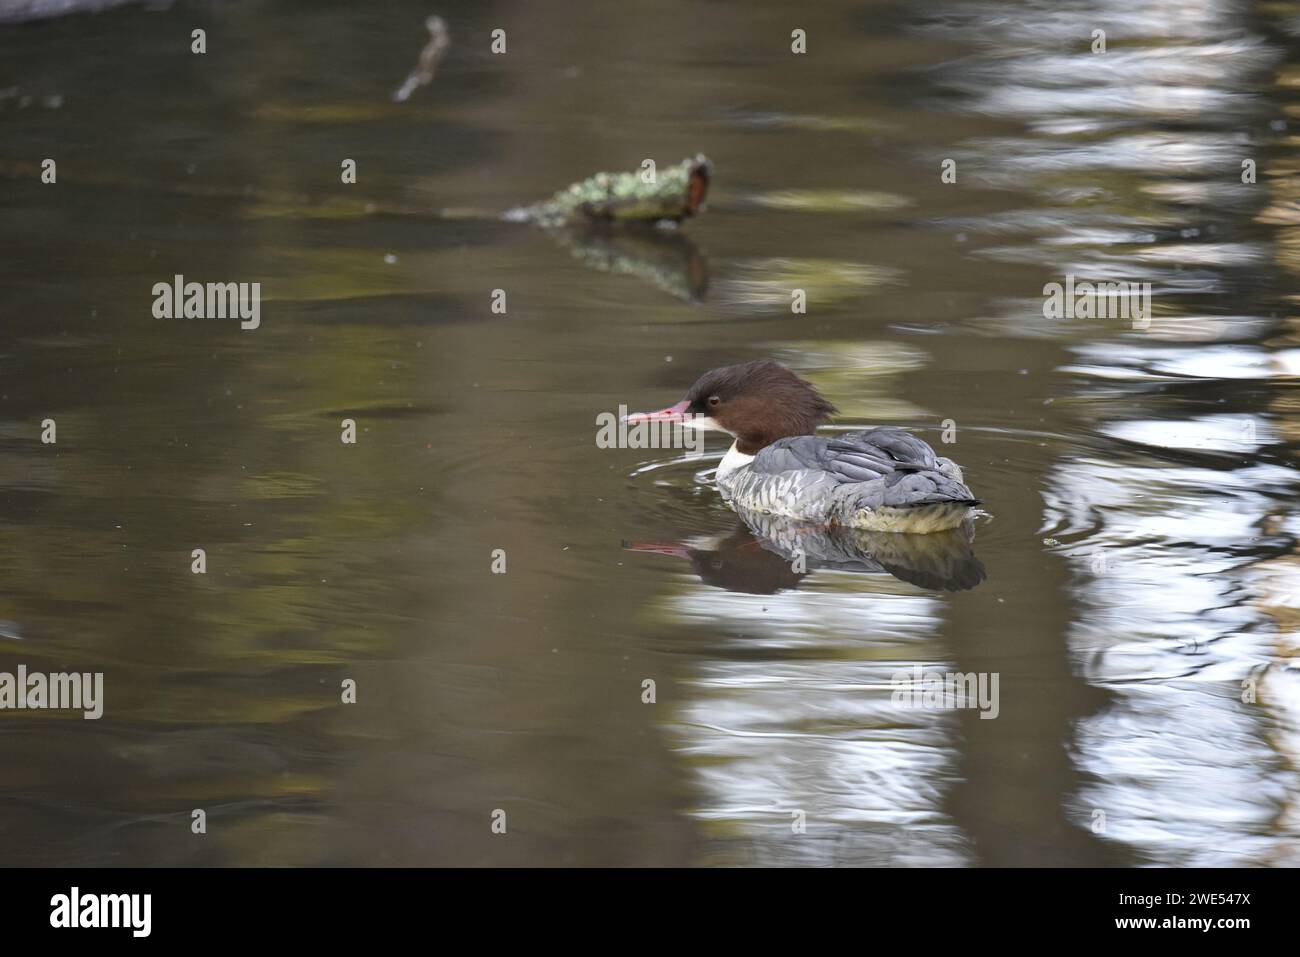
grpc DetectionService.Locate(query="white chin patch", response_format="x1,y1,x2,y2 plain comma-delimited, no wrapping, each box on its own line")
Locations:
682,415,730,434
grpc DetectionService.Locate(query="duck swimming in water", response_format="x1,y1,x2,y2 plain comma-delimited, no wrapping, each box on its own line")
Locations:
625,360,980,534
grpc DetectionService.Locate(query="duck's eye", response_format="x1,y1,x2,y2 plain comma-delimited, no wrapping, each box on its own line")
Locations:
707,395,721,408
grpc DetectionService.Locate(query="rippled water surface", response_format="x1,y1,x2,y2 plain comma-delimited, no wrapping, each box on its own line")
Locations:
1,0,1298,866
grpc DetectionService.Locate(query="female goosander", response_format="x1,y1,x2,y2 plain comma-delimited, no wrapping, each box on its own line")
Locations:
626,360,980,534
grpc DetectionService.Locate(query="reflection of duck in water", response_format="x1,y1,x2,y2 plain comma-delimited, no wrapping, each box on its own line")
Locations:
626,360,980,533
625,511,985,593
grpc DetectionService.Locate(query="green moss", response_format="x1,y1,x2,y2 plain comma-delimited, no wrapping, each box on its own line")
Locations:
513,154,712,227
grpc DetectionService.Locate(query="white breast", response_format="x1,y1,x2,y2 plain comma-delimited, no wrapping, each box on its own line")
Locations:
716,442,755,480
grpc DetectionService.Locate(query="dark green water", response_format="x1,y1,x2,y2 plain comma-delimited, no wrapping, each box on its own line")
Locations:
0,0,1297,866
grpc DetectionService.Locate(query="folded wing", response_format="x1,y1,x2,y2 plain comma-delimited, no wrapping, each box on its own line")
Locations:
749,427,978,511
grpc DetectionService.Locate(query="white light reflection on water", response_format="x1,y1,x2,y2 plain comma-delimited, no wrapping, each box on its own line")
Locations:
659,584,971,866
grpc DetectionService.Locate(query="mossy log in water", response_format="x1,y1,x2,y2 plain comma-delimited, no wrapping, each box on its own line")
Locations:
506,155,711,227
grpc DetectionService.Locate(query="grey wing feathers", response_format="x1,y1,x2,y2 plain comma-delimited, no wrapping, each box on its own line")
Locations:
876,469,979,508
823,433,928,485
753,428,940,481
750,428,979,508
835,428,976,506
831,428,938,471
748,435,834,474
